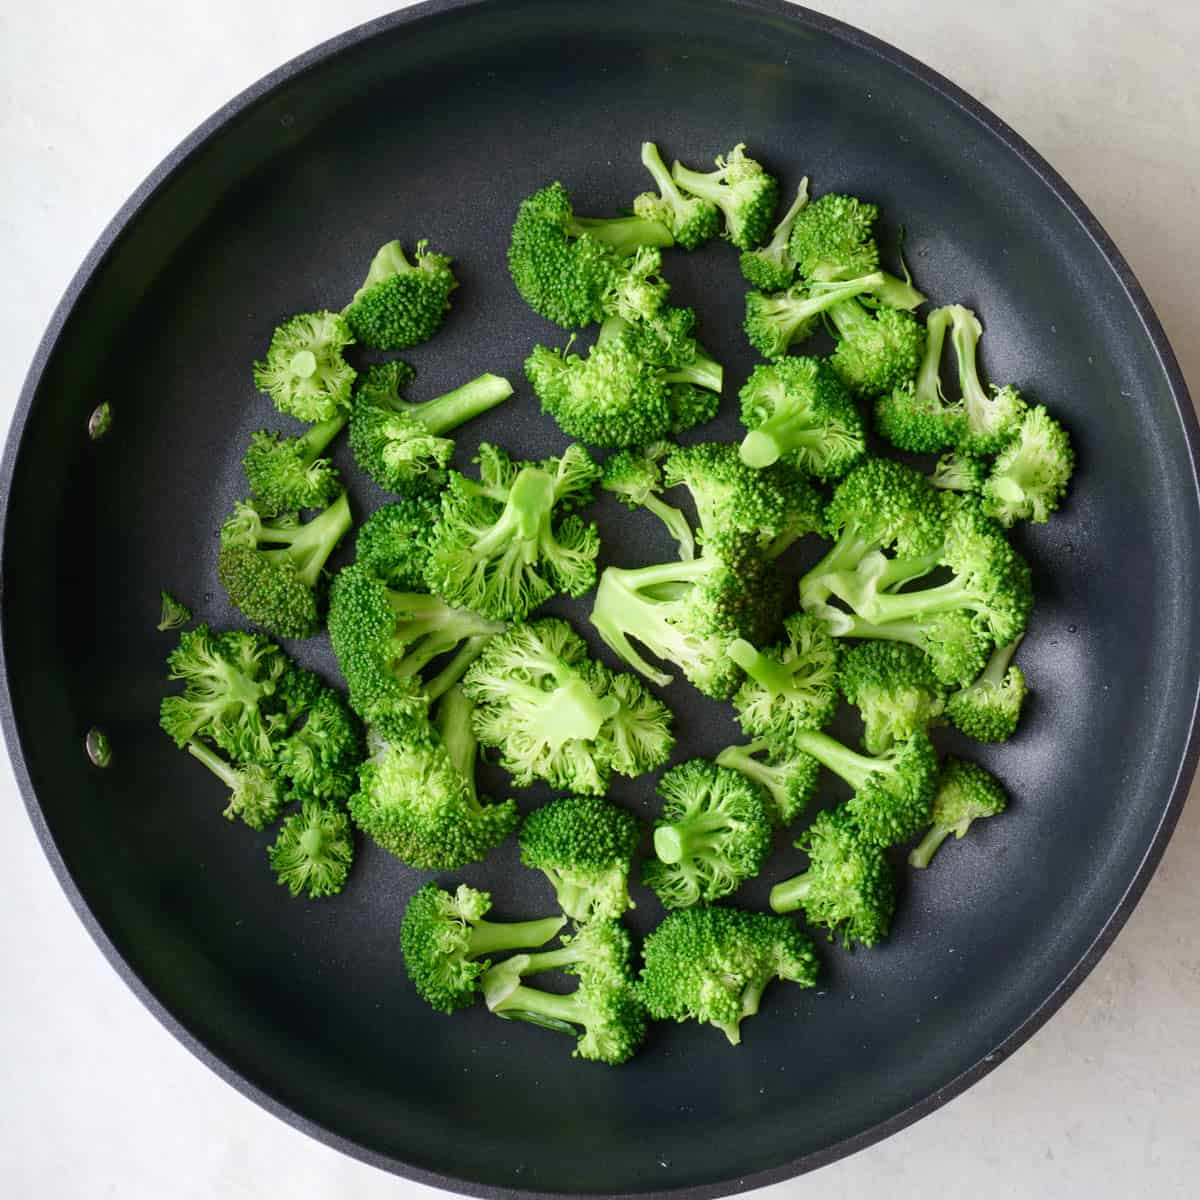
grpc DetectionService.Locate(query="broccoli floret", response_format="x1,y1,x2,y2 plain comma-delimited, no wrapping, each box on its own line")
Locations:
185,737,288,830
217,491,352,639
400,882,565,1014
349,362,514,495
600,245,672,325
946,637,1027,741
670,144,779,250
930,446,987,493
633,142,720,250
788,192,881,281
242,414,347,514
508,181,673,328
981,405,1074,526
343,239,457,350
482,958,648,1065
157,590,191,632
424,442,601,621
643,759,773,908
463,618,673,794
791,728,938,846
353,496,441,591
350,688,520,869
159,625,288,762
830,302,926,400
727,613,840,744
268,798,355,898
270,678,363,802
739,179,810,291
252,312,356,423
769,806,894,948
602,443,695,560
715,739,821,826
839,641,947,755
908,757,1008,869
824,609,991,687
519,796,641,921
738,356,864,478
875,306,966,452
328,563,504,737
480,919,635,998
947,305,1027,453
639,906,818,1045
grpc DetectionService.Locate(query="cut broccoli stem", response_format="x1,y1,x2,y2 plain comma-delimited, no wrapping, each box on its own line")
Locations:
653,808,736,865
403,374,514,436
726,639,793,695
641,141,693,214
740,408,841,469
289,350,318,378
908,825,952,870
768,872,816,914
790,729,878,791
487,673,620,750
466,916,568,959
467,467,556,561
424,635,496,704
662,346,724,394
762,273,892,346
568,215,674,257
294,412,349,458
186,738,242,790
948,306,994,427
485,978,585,1033
258,491,353,587
915,306,952,401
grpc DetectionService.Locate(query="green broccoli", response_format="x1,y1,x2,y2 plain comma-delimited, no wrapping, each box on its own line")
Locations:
353,496,441,591
343,239,457,350
946,637,1027,741
930,446,986,493
270,678,362,802
981,405,1074,526
633,141,720,250
670,143,780,250
242,414,347,514
400,882,565,1014
600,245,672,324
639,906,819,1044
789,728,938,846
217,491,352,639
739,179,810,291
643,759,773,908
349,688,519,869
823,609,991,687
252,311,356,423
838,641,947,755
787,192,882,281
327,563,505,737
518,796,642,921
738,356,864,478
157,590,192,632
185,737,288,830
424,442,601,621
769,806,895,948
947,305,1027,453
830,302,926,400
478,919,635,995
268,798,355,898
508,181,673,328
463,618,673,794
601,443,695,560
348,362,514,496
715,739,821,826
908,757,1008,869
726,613,840,744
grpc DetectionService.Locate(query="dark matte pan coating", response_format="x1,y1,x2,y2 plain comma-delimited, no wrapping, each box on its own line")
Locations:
4,2,1198,1196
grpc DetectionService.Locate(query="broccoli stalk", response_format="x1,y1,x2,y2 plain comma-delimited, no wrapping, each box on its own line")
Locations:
670,144,780,250
947,305,1026,453
739,179,810,291
568,214,676,257
633,142,720,250
268,798,355,898
186,737,286,830
482,920,634,993
908,757,1008,869
243,412,347,513
715,739,820,826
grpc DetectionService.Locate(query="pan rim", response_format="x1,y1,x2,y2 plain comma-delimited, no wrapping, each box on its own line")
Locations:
3,1,1197,1195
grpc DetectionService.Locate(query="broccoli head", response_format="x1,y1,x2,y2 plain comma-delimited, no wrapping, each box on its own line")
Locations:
242,413,347,514
830,301,927,400
739,179,810,291
981,405,1074,526
353,495,441,591
825,609,992,688
839,641,947,755
270,676,363,802
268,798,355,899
909,757,1008,869
185,737,288,830
945,637,1028,742
787,192,881,281
344,239,457,350
930,446,987,493
715,738,821,827
633,141,720,250
670,143,780,250
480,919,635,997
252,311,356,423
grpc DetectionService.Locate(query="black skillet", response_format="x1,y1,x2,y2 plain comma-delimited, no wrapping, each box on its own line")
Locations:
5,1,1198,1195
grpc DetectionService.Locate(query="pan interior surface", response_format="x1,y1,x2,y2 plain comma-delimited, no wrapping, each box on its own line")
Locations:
5,1,1198,1194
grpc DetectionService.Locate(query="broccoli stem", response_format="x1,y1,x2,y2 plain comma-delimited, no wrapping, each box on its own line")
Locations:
186,738,238,787
466,916,566,959
643,495,696,561
403,374,514,436
425,635,495,703
469,467,555,560
352,241,416,300
486,980,586,1034
759,179,810,260
294,412,349,460
669,160,731,205
773,274,888,344
654,808,736,864
640,141,691,210
914,306,953,405
260,491,352,587
740,410,828,468
976,636,1022,687
799,524,879,607
289,350,318,378
947,306,991,424
662,344,724,394
726,639,792,696
907,824,952,870
852,574,975,624
384,594,502,678
568,215,674,257
820,549,942,611
769,872,814,914
715,740,776,790
434,684,487,806
791,729,877,791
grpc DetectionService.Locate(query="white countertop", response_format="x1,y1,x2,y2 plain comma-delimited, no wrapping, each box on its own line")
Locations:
3,2,1199,1196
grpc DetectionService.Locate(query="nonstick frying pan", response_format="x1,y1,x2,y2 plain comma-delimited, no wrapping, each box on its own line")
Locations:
5,1,1198,1195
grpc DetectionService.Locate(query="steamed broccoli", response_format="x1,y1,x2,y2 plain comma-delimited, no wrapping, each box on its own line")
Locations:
252,312,356,423
946,305,1027,453
980,405,1075,526
508,181,673,328
478,919,635,994
462,619,674,794
769,806,895,948
726,613,841,744
908,757,1008,869
838,641,947,755
243,414,347,513
344,240,457,350
424,442,601,621
157,590,192,632
185,737,288,830
639,906,819,1044
270,678,362,802
643,759,773,908
327,563,504,737
601,443,695,560
945,637,1027,741
518,796,641,921
268,798,355,898
349,688,519,869
217,491,352,639
822,609,991,687
829,302,926,400
400,882,565,1014
633,141,720,250
738,356,864,478
930,446,986,493
349,362,514,495
787,192,882,282
670,144,780,250
715,739,821,826
353,496,441,591
739,179,809,291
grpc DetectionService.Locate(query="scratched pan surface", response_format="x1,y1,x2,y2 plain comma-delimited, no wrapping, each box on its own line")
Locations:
4,1,1198,1195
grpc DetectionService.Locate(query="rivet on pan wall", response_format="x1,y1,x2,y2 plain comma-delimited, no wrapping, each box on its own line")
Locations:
87,402,113,441
84,727,112,768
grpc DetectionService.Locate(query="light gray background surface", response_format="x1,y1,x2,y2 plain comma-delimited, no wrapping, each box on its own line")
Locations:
3,2,1199,1196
